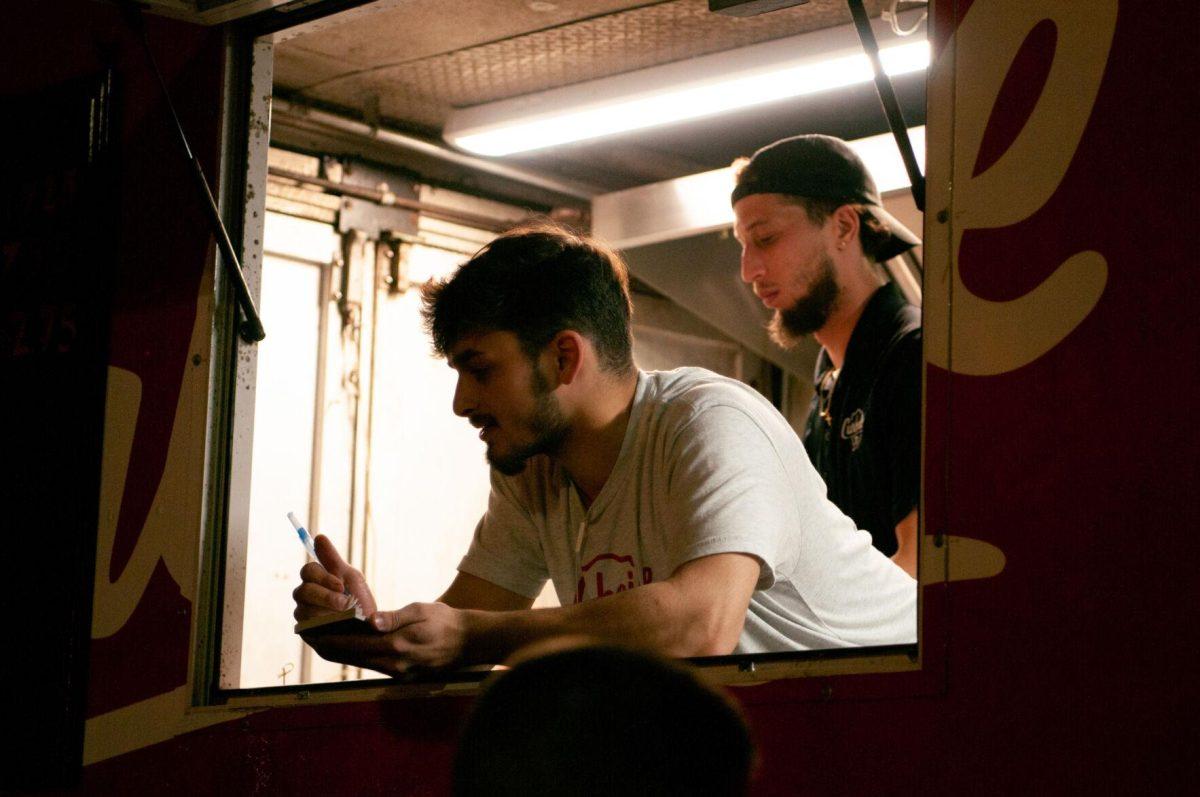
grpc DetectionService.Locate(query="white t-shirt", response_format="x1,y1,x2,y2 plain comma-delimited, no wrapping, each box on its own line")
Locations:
458,368,916,653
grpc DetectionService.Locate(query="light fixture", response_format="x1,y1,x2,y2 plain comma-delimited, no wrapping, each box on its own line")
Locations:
444,12,927,157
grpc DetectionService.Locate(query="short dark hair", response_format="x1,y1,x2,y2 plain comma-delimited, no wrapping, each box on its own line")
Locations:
453,645,756,797
421,221,635,373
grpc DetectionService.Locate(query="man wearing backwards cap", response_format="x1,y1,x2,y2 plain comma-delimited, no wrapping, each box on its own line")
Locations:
731,134,922,577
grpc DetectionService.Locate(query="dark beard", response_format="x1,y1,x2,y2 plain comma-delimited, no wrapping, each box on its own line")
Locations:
487,365,570,475
768,253,840,348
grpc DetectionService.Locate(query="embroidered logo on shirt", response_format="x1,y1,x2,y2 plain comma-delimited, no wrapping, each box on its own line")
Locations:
841,408,865,452
574,552,654,604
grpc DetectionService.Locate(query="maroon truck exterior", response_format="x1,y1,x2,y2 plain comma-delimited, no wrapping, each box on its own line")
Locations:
3,0,1197,793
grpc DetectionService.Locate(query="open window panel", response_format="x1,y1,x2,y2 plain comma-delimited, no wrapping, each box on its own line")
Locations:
214,0,928,696
220,147,796,691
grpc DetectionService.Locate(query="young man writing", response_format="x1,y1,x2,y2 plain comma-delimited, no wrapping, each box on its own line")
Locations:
732,134,923,577
293,223,914,674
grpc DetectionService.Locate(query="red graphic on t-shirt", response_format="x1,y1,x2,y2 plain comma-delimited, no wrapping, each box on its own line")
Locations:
574,553,654,604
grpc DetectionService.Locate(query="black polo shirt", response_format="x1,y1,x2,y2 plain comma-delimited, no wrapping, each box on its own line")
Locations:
803,283,921,557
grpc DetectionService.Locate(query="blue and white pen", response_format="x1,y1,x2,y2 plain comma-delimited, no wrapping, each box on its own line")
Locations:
287,511,358,607
287,511,320,559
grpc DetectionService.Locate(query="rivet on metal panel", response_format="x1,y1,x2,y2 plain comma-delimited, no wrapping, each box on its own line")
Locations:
936,209,949,223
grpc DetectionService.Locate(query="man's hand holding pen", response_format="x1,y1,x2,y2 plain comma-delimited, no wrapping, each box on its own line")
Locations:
292,534,377,618
292,535,469,675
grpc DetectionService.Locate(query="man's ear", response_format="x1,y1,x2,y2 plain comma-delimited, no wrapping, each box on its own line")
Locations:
549,331,586,386
831,204,861,249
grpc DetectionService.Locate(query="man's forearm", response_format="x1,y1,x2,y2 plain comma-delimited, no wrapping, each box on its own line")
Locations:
459,579,739,664
359,553,758,672
891,508,919,578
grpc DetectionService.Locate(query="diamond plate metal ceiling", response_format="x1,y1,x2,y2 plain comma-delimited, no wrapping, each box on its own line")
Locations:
272,0,920,193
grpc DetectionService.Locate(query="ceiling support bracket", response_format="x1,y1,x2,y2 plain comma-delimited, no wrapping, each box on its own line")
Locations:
121,1,267,343
847,0,926,211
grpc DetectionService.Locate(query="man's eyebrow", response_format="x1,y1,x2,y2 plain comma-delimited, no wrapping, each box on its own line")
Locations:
450,349,483,369
733,218,766,242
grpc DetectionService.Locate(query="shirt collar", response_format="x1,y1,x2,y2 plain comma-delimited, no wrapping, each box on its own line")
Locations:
814,283,908,379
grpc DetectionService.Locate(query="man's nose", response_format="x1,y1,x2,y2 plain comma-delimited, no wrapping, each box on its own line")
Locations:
452,375,473,418
740,247,763,284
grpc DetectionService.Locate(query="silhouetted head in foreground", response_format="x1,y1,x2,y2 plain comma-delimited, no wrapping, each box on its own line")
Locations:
454,644,756,797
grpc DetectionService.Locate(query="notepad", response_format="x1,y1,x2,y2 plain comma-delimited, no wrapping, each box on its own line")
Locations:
294,606,371,635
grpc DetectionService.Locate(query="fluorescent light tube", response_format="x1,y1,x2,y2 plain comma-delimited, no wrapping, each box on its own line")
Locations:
444,16,927,157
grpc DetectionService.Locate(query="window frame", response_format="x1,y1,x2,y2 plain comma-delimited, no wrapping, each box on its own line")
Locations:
198,2,932,711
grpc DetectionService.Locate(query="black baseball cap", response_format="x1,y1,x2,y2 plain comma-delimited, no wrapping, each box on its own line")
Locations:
731,134,920,261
